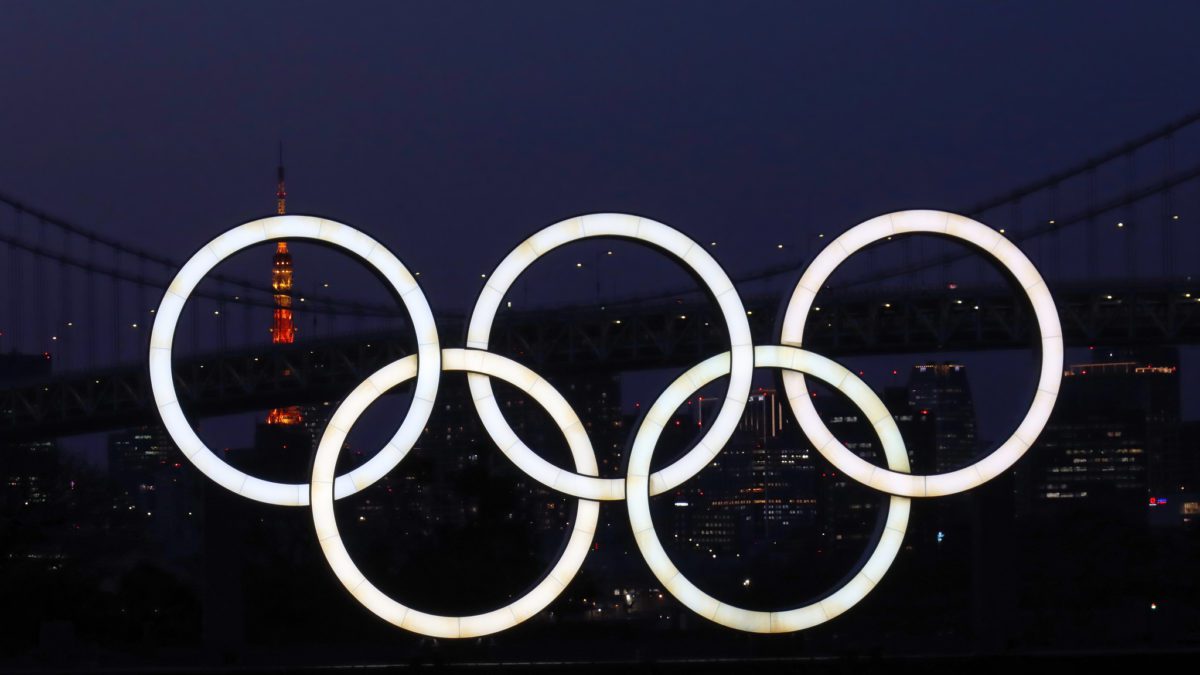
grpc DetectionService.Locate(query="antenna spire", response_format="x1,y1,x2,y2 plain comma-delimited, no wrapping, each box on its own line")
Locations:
276,140,287,215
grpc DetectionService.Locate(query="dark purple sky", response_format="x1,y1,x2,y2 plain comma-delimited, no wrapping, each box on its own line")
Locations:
2,1,1199,298
2,2,1199,461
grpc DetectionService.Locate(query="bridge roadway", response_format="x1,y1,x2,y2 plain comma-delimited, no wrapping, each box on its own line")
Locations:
3,280,1198,441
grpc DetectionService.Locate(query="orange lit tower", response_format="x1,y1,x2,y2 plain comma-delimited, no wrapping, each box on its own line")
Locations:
267,144,303,426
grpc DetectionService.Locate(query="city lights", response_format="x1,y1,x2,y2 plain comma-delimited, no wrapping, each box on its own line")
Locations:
625,345,911,633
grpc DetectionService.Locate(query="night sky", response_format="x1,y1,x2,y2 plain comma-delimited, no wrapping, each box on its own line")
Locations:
2,2,1200,457
3,2,1199,283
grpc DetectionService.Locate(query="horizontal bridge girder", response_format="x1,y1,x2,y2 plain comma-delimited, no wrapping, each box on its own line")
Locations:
2,281,1197,441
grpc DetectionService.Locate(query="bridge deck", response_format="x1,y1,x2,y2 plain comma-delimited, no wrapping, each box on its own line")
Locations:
2,281,1198,441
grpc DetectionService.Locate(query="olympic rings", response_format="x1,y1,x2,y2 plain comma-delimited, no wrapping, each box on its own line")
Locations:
148,210,1062,637
779,211,1063,497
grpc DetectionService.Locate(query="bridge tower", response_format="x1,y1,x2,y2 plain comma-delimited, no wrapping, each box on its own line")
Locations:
266,143,303,426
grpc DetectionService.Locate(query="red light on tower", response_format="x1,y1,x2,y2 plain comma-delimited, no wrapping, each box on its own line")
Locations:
270,242,297,346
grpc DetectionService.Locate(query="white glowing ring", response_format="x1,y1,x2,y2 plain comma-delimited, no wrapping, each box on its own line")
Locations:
626,345,911,633
311,348,600,639
148,215,441,506
466,213,754,501
780,210,1063,497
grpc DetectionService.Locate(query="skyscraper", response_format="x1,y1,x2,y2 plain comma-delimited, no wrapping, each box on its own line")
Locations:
0,353,59,512
907,363,978,473
682,390,820,555
108,426,199,554
816,386,937,550
1018,347,1181,519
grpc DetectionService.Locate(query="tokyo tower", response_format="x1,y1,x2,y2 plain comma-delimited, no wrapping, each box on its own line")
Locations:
266,143,303,426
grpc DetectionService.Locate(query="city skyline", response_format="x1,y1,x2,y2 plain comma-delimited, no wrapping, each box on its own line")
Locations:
2,1,1199,669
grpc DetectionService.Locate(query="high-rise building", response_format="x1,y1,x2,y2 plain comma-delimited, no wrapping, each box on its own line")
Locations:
0,438,57,511
1018,347,1180,519
0,353,59,512
816,386,936,550
108,427,173,512
108,426,200,553
680,390,820,555
907,363,978,473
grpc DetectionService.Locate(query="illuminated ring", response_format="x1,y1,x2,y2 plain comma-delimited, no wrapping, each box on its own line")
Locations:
626,345,911,633
311,348,600,639
780,210,1063,497
466,213,754,501
148,215,441,506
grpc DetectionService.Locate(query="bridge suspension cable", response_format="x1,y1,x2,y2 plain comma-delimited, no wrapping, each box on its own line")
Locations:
2,107,1199,369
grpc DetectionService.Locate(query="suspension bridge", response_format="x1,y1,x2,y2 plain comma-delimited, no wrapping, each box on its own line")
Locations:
2,110,1200,441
